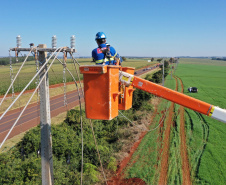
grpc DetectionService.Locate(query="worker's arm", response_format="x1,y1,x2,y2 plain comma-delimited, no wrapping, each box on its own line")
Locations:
110,46,122,65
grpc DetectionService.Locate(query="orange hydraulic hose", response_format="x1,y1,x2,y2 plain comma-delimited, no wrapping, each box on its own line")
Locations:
132,76,212,116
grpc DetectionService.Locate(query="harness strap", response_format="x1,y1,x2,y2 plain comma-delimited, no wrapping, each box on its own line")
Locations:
95,45,119,65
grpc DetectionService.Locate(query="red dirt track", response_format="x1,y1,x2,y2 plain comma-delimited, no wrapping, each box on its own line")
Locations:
158,76,178,185
178,77,191,185
109,74,192,185
108,102,160,185
108,131,147,185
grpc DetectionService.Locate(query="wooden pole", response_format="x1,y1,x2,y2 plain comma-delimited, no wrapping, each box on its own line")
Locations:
38,44,54,185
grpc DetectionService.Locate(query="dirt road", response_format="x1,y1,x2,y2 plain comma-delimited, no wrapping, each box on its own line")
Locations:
158,76,178,185
177,76,191,185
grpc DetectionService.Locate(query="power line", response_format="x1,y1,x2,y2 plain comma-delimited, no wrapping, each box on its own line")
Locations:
89,119,108,185
0,47,63,149
0,49,33,107
0,47,62,122
70,52,84,97
56,57,84,184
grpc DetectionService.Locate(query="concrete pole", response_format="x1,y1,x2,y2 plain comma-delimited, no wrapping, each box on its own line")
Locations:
38,44,54,185
162,59,164,86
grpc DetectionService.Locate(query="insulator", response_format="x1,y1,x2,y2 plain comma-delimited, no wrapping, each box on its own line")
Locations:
70,35,75,49
16,35,22,48
52,35,57,48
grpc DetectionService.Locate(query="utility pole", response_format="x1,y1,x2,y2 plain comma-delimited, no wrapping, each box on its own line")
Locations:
162,59,164,86
38,44,54,185
9,36,76,185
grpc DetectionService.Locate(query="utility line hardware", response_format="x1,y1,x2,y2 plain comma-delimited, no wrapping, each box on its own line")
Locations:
5,35,77,185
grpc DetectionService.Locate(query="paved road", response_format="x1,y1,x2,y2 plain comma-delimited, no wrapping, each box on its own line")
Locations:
0,65,158,141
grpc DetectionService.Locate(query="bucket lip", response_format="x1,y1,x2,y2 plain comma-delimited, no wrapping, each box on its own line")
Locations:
120,67,135,70
80,65,120,68
80,65,105,67
80,65,108,74
107,65,121,69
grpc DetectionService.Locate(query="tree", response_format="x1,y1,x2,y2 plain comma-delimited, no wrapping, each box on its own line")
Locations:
157,58,163,62
151,57,154,62
122,57,126,61
169,57,175,63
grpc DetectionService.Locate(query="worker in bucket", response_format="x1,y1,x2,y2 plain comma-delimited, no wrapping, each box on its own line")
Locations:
92,32,122,65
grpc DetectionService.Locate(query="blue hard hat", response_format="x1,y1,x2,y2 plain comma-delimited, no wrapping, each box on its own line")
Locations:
95,32,107,40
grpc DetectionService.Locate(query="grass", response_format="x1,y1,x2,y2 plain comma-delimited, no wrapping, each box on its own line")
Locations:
124,58,226,184
166,76,182,185
0,58,87,95
139,68,160,79
0,58,158,96
122,59,158,69
124,74,176,184
0,58,157,113
174,58,226,184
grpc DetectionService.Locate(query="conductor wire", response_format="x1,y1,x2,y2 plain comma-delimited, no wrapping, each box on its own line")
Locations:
0,49,33,107
89,119,108,185
0,47,63,149
0,47,62,122
69,52,84,97
9,50,15,100
56,57,84,185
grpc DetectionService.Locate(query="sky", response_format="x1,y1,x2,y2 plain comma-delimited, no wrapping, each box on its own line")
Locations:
0,0,225,57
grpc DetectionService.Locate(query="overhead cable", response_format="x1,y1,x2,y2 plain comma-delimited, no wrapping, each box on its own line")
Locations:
0,47,62,122
0,47,63,149
89,119,108,185
69,52,84,97
0,49,33,107
56,57,84,184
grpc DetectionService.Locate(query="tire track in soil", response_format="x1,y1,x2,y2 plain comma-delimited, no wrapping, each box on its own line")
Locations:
177,76,191,185
158,76,178,185
108,102,160,185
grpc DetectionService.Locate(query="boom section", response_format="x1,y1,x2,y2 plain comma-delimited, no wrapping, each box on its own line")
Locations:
119,71,226,123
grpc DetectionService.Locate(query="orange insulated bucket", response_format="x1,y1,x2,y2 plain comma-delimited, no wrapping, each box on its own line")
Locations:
80,65,120,120
118,67,135,110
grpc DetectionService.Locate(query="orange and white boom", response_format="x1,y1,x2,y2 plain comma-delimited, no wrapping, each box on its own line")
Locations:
119,71,226,123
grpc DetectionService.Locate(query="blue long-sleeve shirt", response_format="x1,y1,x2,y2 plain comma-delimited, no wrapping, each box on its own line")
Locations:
92,43,122,65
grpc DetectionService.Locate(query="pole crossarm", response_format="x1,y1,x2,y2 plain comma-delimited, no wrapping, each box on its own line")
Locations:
10,47,76,53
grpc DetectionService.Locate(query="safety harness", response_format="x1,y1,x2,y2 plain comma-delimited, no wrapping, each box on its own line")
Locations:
95,44,120,65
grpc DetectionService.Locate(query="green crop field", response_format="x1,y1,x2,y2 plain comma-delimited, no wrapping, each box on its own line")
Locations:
0,58,157,95
175,58,226,184
124,58,226,184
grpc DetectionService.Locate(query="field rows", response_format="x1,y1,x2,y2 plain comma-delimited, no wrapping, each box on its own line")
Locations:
0,58,158,95
121,58,226,184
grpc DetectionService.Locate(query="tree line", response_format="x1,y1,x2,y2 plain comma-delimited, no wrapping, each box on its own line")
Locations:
0,56,35,65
